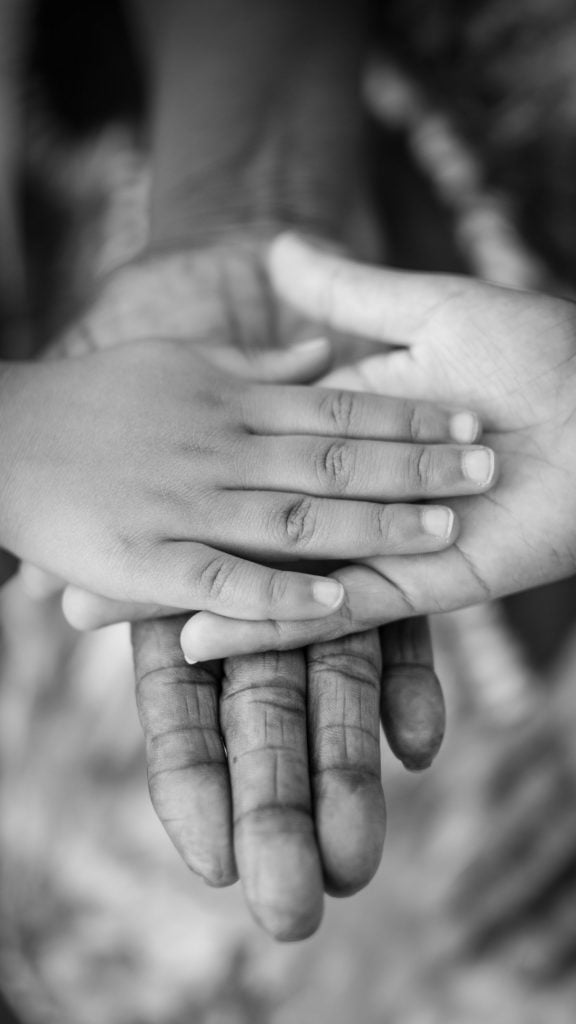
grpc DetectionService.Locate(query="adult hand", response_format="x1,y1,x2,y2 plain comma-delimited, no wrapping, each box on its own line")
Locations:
182,234,576,661
20,238,448,938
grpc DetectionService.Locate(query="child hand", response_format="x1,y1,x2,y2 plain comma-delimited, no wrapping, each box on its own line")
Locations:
1,331,490,622
180,233,576,660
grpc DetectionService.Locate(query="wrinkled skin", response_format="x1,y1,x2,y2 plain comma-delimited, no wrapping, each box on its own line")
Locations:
26,233,446,939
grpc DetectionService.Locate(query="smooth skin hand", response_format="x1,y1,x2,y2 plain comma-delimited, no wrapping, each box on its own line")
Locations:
181,233,576,661
2,316,493,620
18,238,454,939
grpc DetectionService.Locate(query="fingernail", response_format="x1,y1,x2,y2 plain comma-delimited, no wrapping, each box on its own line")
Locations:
421,506,455,541
184,653,198,665
312,579,345,609
450,411,480,444
462,448,495,487
293,336,329,354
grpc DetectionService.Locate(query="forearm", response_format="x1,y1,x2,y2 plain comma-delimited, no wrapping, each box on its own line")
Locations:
128,0,367,246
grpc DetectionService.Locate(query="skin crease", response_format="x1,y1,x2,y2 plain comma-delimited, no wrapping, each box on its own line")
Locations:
17,240,449,940
179,233,576,662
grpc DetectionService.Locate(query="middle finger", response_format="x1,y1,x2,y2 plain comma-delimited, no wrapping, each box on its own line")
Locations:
242,435,496,501
221,649,324,941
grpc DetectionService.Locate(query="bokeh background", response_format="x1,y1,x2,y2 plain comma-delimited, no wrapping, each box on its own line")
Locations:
3,2,576,1021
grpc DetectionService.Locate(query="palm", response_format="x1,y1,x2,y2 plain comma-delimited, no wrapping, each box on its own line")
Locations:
347,281,576,610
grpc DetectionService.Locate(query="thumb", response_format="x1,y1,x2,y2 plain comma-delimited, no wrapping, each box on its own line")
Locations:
269,232,470,347
203,336,332,383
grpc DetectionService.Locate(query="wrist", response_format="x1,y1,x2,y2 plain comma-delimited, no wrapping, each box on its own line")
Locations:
145,0,366,251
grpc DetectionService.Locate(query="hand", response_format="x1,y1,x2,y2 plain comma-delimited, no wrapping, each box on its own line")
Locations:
132,610,445,941
5,317,491,620
19,239,448,939
182,233,576,660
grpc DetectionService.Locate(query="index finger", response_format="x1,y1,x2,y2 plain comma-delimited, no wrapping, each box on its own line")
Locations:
132,616,237,886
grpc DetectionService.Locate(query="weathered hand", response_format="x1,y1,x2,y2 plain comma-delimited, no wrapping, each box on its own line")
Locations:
183,234,576,660
21,237,447,938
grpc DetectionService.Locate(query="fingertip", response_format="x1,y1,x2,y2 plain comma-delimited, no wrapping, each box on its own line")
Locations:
240,833,325,941
62,586,95,630
316,772,386,897
462,447,498,490
202,864,239,888
449,411,481,444
311,578,345,612
420,506,458,546
381,666,446,770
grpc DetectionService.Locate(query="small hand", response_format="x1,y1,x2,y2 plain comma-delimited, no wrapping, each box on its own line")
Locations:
9,322,490,622
182,233,576,661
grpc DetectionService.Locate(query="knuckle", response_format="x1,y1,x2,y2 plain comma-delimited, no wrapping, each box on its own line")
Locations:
405,403,424,442
321,388,356,434
278,496,318,548
265,570,291,611
198,553,238,605
317,440,355,494
375,505,395,547
408,445,433,493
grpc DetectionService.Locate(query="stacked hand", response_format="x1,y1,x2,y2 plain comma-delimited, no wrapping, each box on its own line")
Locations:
180,234,576,662
18,235,477,938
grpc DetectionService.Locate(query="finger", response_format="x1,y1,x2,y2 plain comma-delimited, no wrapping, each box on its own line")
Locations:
269,232,475,345
379,617,445,771
19,562,64,599
132,616,236,885
204,336,332,383
246,384,480,444
307,630,386,896
180,547,495,661
133,542,346,622
63,586,183,630
244,436,495,500
180,563,422,663
192,490,458,560
221,650,324,940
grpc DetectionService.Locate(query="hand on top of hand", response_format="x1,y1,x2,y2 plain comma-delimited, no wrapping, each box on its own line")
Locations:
16,237,449,940
181,233,576,662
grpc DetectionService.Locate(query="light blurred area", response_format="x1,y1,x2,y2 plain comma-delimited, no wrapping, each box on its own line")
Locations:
3,1,576,1021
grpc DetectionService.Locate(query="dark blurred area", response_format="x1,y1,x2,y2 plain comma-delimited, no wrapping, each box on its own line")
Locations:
2,1,576,1022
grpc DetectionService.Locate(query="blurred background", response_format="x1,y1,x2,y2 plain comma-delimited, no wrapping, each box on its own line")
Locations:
3,1,576,1021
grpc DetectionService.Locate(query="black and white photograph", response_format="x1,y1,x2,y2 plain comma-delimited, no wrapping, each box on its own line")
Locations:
2,2,576,1022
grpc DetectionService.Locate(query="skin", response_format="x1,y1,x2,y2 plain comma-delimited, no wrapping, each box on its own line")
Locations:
2,325,493,618
18,240,451,939
6,1,455,942
180,233,576,661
